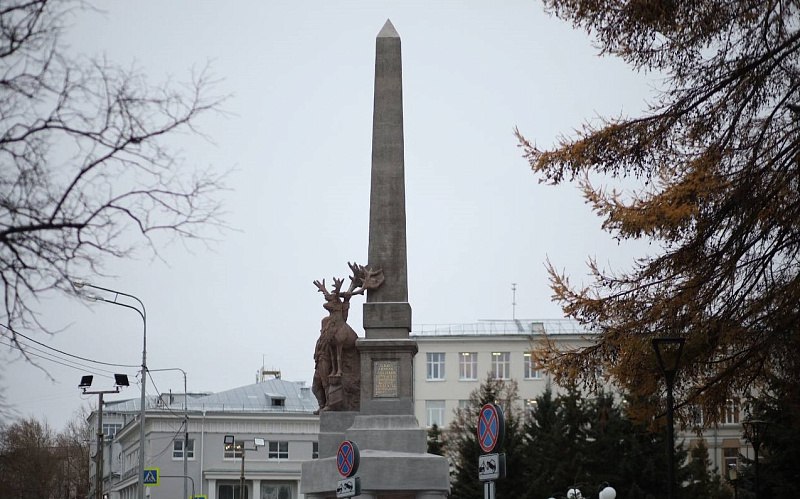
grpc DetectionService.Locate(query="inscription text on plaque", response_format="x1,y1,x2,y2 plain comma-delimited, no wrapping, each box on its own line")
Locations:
373,360,399,398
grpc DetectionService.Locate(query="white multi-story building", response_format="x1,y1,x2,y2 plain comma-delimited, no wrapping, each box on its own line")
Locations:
89,376,318,499
411,319,748,476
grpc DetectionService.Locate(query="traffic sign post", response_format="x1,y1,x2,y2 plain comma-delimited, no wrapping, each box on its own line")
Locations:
143,467,160,487
478,453,506,481
336,440,361,498
477,403,504,453
336,477,361,498
484,481,496,499
477,404,506,499
336,440,360,478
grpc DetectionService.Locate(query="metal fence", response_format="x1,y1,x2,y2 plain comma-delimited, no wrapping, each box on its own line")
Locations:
411,319,585,336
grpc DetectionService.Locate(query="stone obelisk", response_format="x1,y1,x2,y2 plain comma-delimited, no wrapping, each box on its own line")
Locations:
358,18,417,416
366,18,409,308
301,20,449,499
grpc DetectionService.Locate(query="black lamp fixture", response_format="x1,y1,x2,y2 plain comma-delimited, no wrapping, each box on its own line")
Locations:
652,337,686,385
79,374,129,393
743,419,767,499
652,337,686,499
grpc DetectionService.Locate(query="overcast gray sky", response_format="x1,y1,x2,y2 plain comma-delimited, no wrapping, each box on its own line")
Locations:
2,1,655,431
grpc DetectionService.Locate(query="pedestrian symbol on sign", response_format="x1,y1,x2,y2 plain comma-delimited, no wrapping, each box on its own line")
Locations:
143,467,160,486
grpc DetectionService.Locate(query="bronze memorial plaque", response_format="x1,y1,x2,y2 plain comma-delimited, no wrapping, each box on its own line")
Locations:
373,360,399,398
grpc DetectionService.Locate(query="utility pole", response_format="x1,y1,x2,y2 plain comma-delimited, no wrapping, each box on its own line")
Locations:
79,374,129,499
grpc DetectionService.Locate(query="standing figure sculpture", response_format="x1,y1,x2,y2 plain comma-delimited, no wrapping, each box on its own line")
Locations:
312,262,383,412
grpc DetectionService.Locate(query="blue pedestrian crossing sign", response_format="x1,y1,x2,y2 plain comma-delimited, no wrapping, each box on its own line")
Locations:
143,467,160,486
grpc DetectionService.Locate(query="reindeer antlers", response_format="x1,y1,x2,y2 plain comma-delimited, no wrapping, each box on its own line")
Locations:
313,279,332,299
314,262,385,300
348,262,385,294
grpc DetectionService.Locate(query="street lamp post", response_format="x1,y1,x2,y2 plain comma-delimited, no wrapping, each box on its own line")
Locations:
74,281,147,499
652,337,686,499
728,463,738,499
150,368,189,499
79,374,129,499
224,435,264,499
743,419,767,499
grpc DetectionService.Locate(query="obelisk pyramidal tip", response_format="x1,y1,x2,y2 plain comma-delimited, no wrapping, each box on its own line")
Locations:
377,19,399,38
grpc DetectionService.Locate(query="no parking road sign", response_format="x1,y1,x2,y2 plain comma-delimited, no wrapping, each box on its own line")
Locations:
477,403,505,454
336,440,360,478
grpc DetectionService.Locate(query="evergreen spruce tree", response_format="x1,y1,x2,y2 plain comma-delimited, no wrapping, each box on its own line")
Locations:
427,424,445,456
447,374,524,499
521,388,698,499
608,393,691,499
743,375,800,497
683,440,731,499
521,385,573,499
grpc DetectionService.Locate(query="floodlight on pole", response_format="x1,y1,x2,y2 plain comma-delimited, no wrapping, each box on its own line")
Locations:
80,374,129,499
73,280,147,499
224,435,263,499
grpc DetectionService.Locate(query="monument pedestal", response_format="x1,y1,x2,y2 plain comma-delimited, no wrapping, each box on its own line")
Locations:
357,338,417,415
301,414,449,499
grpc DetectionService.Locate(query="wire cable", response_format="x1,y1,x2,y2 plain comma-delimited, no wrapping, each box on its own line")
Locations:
0,323,140,368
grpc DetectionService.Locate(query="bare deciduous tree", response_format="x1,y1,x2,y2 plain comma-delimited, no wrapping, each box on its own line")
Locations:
0,411,91,499
1,0,227,346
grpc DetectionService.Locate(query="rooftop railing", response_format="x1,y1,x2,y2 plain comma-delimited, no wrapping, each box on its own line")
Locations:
411,319,585,336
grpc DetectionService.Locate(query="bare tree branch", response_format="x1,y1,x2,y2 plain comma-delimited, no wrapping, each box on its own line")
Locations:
0,0,228,348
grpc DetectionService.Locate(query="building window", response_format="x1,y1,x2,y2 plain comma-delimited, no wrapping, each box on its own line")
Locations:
426,352,445,380
458,399,470,411
102,423,123,439
173,439,195,459
523,353,542,379
459,352,478,380
312,441,319,459
219,483,248,499
725,399,740,424
723,447,739,469
224,441,243,459
426,400,446,428
524,399,538,420
268,441,289,460
260,483,292,499
491,352,510,379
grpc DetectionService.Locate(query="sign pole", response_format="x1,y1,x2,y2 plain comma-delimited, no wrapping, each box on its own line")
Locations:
336,440,361,498
484,481,496,499
477,403,506,498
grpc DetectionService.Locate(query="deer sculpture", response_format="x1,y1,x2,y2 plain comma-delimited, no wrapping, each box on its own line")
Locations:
313,262,384,379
